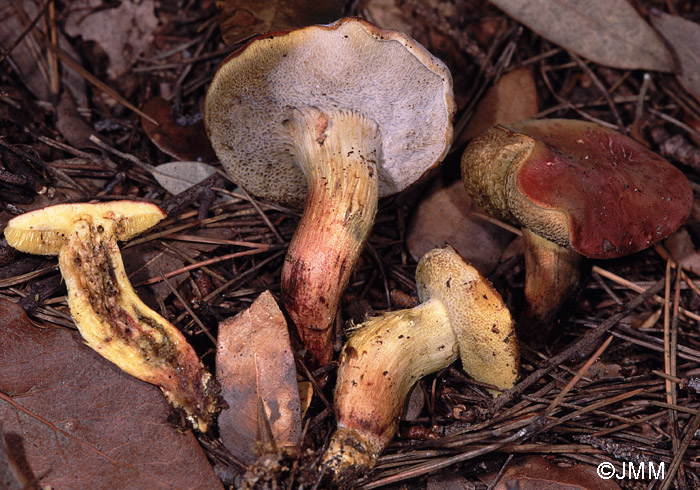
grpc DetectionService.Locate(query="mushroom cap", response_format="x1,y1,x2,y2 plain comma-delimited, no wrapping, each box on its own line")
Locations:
462,119,693,259
415,246,519,391
205,17,455,209
4,201,166,255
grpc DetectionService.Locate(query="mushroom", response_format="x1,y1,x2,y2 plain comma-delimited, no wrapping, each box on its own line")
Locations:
322,246,519,481
4,201,222,431
205,17,455,368
461,119,693,335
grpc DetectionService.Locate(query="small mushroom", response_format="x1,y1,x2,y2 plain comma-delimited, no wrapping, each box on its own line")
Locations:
461,119,693,334
205,18,455,368
4,201,221,431
322,246,519,481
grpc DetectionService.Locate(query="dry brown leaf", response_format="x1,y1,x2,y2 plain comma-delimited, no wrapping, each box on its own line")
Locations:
362,0,414,34
0,1,87,105
402,384,425,422
0,299,223,490
216,291,302,464
484,456,622,490
215,0,345,45
460,66,539,145
651,11,700,104
490,0,673,72
64,0,158,79
407,172,513,275
141,97,218,163
56,91,98,150
664,228,695,261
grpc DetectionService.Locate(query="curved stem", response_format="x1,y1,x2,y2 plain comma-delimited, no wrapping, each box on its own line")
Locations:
59,218,220,431
281,108,380,368
323,299,457,478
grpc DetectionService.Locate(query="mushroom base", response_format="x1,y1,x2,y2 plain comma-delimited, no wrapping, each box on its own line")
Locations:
519,228,582,340
323,301,458,479
59,218,222,431
282,107,381,368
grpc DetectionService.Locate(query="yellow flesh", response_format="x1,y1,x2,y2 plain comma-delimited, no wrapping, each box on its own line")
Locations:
325,300,456,473
5,203,219,432
323,246,519,479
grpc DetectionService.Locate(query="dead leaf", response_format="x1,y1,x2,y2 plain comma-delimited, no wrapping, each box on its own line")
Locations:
490,0,673,72
362,0,414,34
141,97,218,163
216,291,302,464
0,1,87,105
64,0,159,79
56,91,98,150
152,162,218,196
402,384,425,422
460,66,539,146
651,11,700,104
664,228,695,262
215,0,345,45
484,456,622,490
407,172,513,275
0,299,223,490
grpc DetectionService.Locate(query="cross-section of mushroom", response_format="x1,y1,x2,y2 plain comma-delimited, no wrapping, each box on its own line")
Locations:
205,17,455,368
461,119,693,336
322,246,519,482
4,201,222,431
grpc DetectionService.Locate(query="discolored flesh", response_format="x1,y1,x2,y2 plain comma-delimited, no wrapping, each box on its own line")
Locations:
4,203,221,432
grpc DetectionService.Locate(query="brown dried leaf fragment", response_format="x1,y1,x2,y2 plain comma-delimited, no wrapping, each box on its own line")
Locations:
407,174,512,275
0,299,223,490
216,291,302,465
491,0,673,71
141,97,218,163
461,66,539,145
484,456,621,490
651,11,700,104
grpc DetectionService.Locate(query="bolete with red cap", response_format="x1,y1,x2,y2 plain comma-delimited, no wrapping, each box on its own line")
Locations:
461,119,693,334
4,201,222,431
205,18,455,368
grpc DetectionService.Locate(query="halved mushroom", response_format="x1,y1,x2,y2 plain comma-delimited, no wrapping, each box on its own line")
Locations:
205,17,455,368
461,119,693,334
322,246,519,482
4,201,222,431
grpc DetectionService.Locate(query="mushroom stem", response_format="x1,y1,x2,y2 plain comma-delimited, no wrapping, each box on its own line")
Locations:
59,218,220,431
519,228,582,337
322,246,519,483
38,214,220,432
282,108,380,368
324,300,457,475
5,202,223,431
